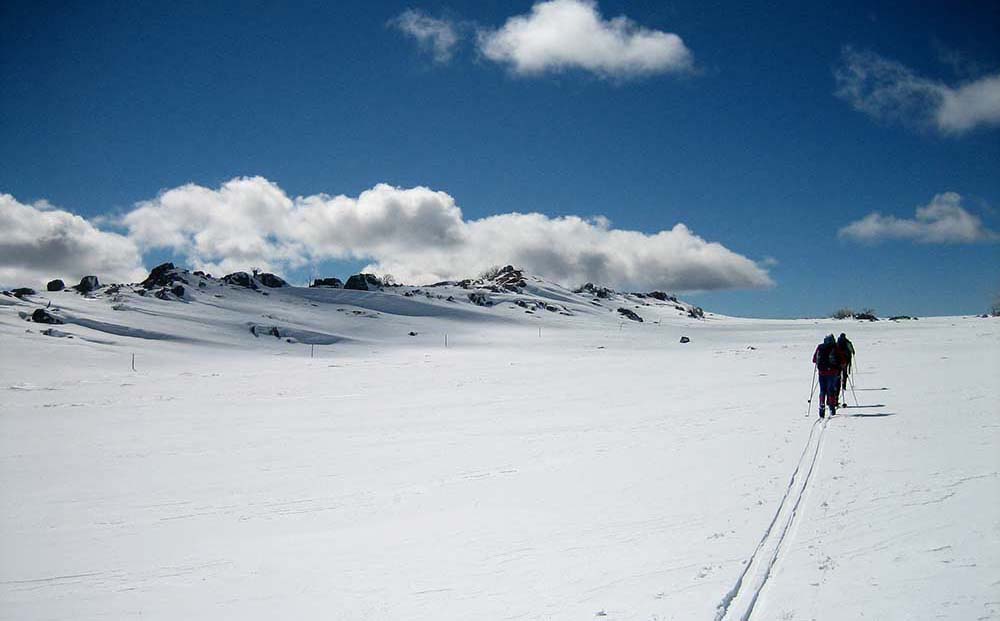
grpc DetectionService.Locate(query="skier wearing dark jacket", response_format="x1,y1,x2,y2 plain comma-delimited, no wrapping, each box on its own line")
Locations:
813,334,845,418
837,333,855,406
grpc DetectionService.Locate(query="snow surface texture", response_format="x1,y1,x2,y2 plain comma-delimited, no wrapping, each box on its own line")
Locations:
1,271,997,620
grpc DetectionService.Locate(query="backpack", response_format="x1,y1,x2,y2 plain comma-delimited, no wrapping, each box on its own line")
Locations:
816,342,838,371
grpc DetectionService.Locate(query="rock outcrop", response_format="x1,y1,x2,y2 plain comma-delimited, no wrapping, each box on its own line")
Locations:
74,275,100,293
31,308,62,324
223,272,256,289
257,273,287,288
468,292,493,307
344,274,381,291
491,265,527,291
647,291,677,302
577,283,614,299
617,308,643,322
141,263,179,289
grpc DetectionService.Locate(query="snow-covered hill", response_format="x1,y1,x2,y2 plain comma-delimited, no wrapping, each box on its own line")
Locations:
1,264,711,353
1,265,997,620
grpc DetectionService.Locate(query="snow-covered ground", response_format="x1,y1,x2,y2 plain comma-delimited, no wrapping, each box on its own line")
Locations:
1,270,997,620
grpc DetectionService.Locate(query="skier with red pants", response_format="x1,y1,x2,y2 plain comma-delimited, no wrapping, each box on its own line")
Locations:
813,334,845,418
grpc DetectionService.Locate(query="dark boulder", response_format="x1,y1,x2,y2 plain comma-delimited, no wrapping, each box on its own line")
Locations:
46,279,65,292
171,285,186,297
617,307,643,322
310,277,343,288
468,292,493,307
687,306,705,319
141,262,178,289
250,325,281,338
853,312,878,321
680,336,691,343
258,273,287,288
223,272,256,289
577,283,614,299
11,288,35,298
31,308,62,324
74,275,100,293
647,291,677,303
344,273,381,291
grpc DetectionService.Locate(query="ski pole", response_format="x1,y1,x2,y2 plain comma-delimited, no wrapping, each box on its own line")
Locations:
806,365,817,415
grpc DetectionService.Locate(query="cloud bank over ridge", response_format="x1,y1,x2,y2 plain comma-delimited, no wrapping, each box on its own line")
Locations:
2,177,773,292
0,194,146,288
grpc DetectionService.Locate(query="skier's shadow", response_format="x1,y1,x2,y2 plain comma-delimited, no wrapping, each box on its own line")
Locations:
844,412,896,418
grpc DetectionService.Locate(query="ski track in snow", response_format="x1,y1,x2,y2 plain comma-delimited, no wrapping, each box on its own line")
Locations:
716,417,828,621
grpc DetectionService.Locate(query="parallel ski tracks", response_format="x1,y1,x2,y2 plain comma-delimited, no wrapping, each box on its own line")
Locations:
715,417,828,621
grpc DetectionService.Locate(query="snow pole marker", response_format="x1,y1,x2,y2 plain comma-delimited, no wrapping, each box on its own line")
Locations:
131,353,136,372
311,344,314,358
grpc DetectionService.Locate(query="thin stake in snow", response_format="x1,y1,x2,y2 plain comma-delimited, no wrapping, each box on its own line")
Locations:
131,353,136,372
311,344,314,358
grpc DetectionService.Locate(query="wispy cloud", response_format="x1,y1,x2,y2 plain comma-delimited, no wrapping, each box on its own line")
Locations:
839,192,998,244
834,46,1000,134
0,194,146,288
120,176,772,291
477,0,693,79
389,9,460,63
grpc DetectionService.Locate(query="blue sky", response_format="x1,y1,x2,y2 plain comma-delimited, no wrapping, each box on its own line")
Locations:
1,0,998,317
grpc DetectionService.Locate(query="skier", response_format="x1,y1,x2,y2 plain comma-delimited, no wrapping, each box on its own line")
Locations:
813,334,845,418
837,333,855,406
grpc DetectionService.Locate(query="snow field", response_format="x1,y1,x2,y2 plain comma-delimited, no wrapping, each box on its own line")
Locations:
1,281,997,619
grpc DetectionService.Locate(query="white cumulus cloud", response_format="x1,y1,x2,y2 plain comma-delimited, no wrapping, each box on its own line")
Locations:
835,47,1000,134
120,176,772,292
477,0,693,78
0,193,147,288
839,192,998,244
389,9,460,63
